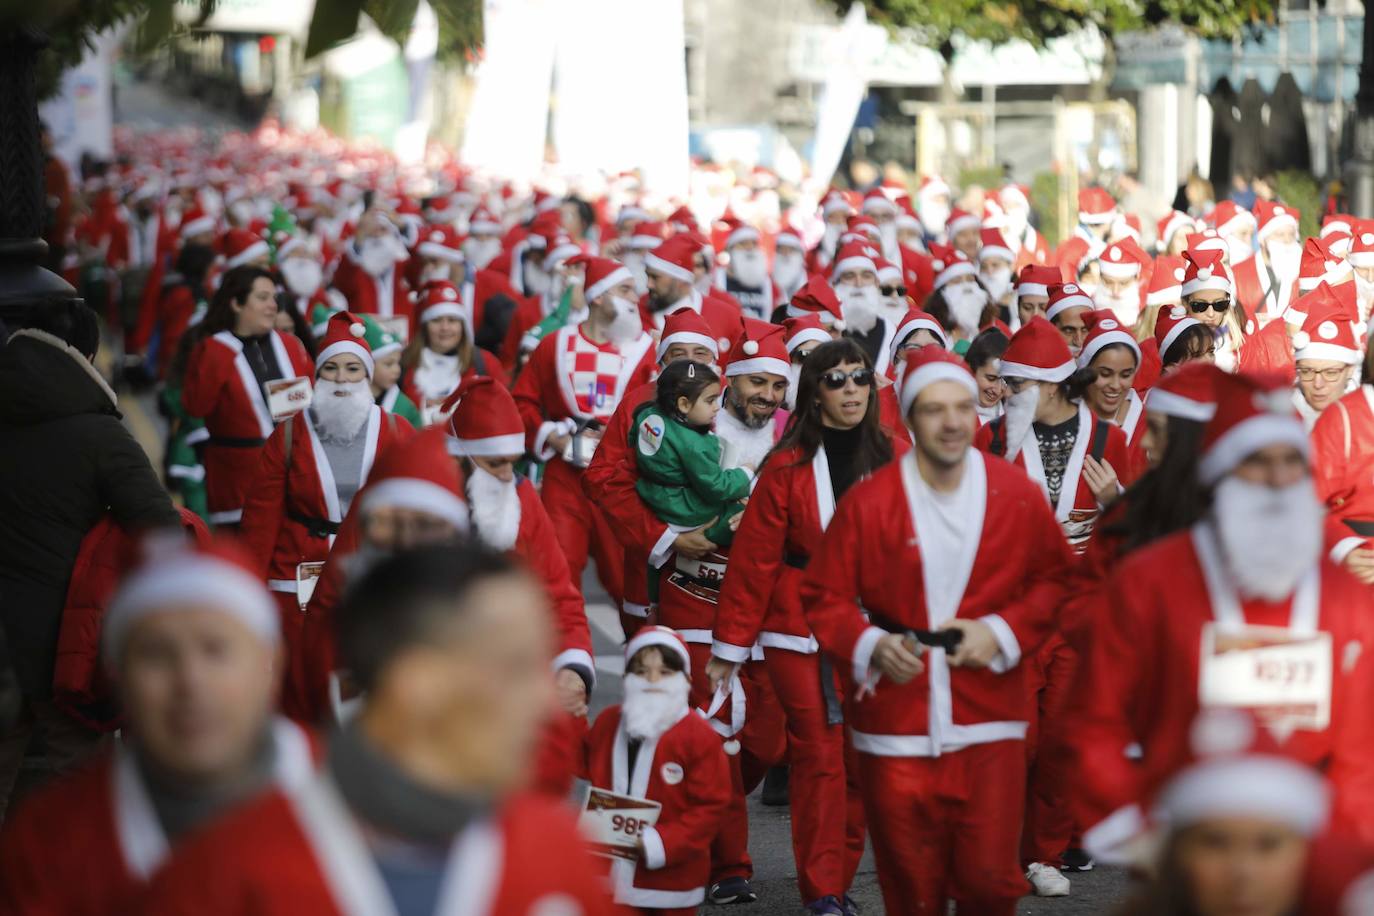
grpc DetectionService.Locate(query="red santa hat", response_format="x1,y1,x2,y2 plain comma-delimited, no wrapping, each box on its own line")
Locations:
945,207,980,237
657,308,721,362
830,241,879,282
1348,219,1374,269
895,196,921,232
721,215,761,250
444,376,526,457
1208,200,1256,237
359,426,470,532
468,206,502,235
104,536,278,665
417,280,467,324
1253,199,1300,245
874,257,903,287
628,221,668,251
820,189,853,219
221,227,270,268
1077,311,1141,369
1044,282,1095,323
929,243,976,291
787,275,846,328
644,233,698,284
846,215,881,241
1016,264,1060,299
782,315,830,355
977,228,1013,264
725,320,790,379
917,175,951,203
625,625,691,675
417,224,465,264
617,202,651,225
1297,235,1352,294
666,204,700,234
1098,239,1146,281
1000,315,1076,383
1147,255,1188,306
1324,229,1352,260
774,228,804,252
1198,371,1308,485
1181,248,1233,297
315,311,374,377
1153,303,1203,361
999,183,1032,212
1145,360,1222,422
570,254,633,303
1186,229,1229,259
1292,282,1362,366
898,346,977,418
543,233,582,269
1077,187,1117,225
1156,210,1196,253
178,205,216,239
1322,213,1355,237
861,187,898,217
1112,213,1143,244
891,308,949,357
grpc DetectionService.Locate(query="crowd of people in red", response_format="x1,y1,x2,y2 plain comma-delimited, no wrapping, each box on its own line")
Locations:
3,123,1374,916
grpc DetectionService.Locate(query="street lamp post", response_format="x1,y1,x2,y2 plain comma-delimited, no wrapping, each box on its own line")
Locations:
1346,9,1374,218
0,27,82,331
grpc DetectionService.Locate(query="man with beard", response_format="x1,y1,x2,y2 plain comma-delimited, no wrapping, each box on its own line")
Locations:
1094,239,1148,329
868,258,909,377
771,229,808,307
978,228,1017,321
1211,200,1259,268
926,245,992,349
583,627,731,913
830,242,888,363
239,312,413,689
1044,281,1095,357
623,221,669,296
1290,287,1361,431
460,205,504,272
641,233,745,351
138,546,613,915
807,190,855,277
717,219,773,320
0,538,316,913
861,188,903,265
999,183,1051,272
331,208,413,322
802,346,1072,914
277,234,342,328
1075,371,1374,859
946,207,983,263
1232,200,1302,328
513,255,655,610
915,175,953,249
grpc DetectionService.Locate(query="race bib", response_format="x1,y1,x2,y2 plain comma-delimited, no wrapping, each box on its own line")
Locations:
1199,623,1332,734
577,786,662,861
378,315,410,344
561,430,601,468
667,551,729,604
296,561,325,611
267,376,313,422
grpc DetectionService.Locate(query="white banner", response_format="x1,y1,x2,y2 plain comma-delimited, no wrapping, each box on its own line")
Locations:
808,4,881,189
40,28,119,172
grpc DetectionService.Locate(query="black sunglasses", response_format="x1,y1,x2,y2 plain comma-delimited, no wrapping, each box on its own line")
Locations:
880,284,908,297
820,368,875,390
1189,299,1231,314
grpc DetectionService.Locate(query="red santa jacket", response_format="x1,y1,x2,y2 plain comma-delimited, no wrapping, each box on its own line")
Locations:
1232,252,1297,328
582,705,731,909
181,330,312,524
1312,385,1374,560
1073,525,1374,847
239,406,412,592
330,249,413,321
0,720,315,916
713,437,908,663
126,281,207,376
802,450,1072,755
135,775,612,916
974,402,1134,553
1236,313,1293,376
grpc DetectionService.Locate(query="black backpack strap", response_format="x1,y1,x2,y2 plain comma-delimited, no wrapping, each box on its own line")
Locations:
1090,416,1110,462
989,416,1006,457
473,349,487,377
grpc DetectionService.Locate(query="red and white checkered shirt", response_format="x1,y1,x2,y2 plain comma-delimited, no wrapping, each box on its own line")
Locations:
560,329,631,421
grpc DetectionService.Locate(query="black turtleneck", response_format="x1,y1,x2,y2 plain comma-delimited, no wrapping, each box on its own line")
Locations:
822,423,865,500
236,332,284,389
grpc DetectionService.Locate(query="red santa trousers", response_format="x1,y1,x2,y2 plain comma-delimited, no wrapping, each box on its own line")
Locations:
540,458,624,606
1021,634,1079,867
857,739,1028,915
765,647,866,902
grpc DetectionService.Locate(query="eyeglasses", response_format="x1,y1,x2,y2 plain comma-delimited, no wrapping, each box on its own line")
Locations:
820,368,875,389
880,284,908,297
1189,299,1231,314
999,376,1031,392
1296,366,1350,382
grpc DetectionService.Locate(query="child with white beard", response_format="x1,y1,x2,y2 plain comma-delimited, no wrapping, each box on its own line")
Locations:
582,627,731,914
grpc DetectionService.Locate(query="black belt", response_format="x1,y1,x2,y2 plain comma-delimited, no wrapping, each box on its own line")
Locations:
784,552,809,571
288,508,340,539
209,436,268,448
1346,520,1374,537
866,610,964,652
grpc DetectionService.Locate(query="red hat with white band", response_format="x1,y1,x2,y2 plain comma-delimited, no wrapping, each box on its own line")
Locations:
1148,255,1188,306
1154,303,1203,360
359,427,470,533
1208,200,1256,236
1098,240,1145,280
444,376,527,458
657,308,720,363
1000,315,1076,383
929,243,976,291
570,254,633,303
820,189,853,219
1078,187,1117,225
1016,264,1061,299
861,188,897,217
467,206,501,235
316,311,374,377
775,228,805,252
830,241,879,281
787,275,846,327
1292,283,1362,366
1197,371,1308,485
783,315,830,354
898,346,977,418
221,228,270,268
629,221,669,251
725,320,790,379
645,234,699,284
1156,210,1196,253
1181,248,1233,297
417,280,467,324
945,207,980,237
1186,229,1229,259
625,625,692,674
978,228,1013,264
1077,311,1141,369
1253,199,1300,245
1348,219,1374,269
417,224,465,263
721,216,761,250
891,307,950,357
178,205,216,239
1045,282,1095,323
1297,235,1352,294
1145,361,1222,422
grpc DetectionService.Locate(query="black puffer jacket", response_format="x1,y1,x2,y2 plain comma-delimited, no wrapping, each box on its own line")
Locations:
0,330,179,697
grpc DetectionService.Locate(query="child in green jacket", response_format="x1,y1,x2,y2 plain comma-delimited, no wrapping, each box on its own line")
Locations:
631,360,755,600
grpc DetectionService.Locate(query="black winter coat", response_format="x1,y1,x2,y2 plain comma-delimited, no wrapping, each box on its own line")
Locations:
0,330,179,696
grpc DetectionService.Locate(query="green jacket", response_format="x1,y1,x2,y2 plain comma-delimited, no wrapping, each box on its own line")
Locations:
379,385,423,427
631,405,752,534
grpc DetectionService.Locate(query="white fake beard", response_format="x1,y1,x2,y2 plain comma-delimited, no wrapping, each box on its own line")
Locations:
1002,383,1040,461
313,379,373,441
621,673,690,741
421,263,453,284
622,251,650,295
281,259,323,297
1356,273,1374,321
358,237,397,278
878,222,901,263
1003,209,1029,243
730,249,768,289
836,282,882,335
1211,476,1322,602
821,223,842,257
919,202,950,238
1268,241,1302,282
877,294,907,328
467,464,521,552
773,252,805,295
524,261,551,297
606,295,643,345
980,266,1013,303
945,283,989,338
1098,284,1142,326
1226,236,1254,267
463,238,501,270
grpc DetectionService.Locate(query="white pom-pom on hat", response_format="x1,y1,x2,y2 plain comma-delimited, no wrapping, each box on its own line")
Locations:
350,322,365,338
1198,267,1213,280
833,319,846,331
742,340,759,356
1363,233,1374,245
717,336,732,352
1292,330,1311,349
1174,267,1186,281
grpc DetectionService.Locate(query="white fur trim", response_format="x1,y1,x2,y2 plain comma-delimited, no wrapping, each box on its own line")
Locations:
657,331,718,362
1146,388,1216,422
586,266,633,303
226,239,270,268
831,255,878,280
892,317,949,356
1098,258,1142,280
978,242,1014,263
725,226,761,249
785,327,830,354
1146,285,1183,306
1078,329,1141,369
1198,413,1310,485
315,341,375,377
624,629,691,674
851,625,886,685
1181,275,1233,297
644,251,694,284
933,260,976,291
179,215,216,238
420,301,467,324
360,478,470,532
639,825,667,870
1256,212,1299,243
947,212,980,235
1295,342,1362,365
417,241,465,263
1159,315,1202,358
450,433,527,457
725,356,790,379
899,360,978,418
998,358,1076,384
1154,755,1329,836
1045,293,1095,322
1016,281,1049,298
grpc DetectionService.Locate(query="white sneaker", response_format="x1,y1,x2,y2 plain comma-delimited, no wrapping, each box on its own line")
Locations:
1025,862,1071,897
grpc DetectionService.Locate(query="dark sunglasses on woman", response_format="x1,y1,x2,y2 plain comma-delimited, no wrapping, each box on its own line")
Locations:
1189,299,1231,314
820,368,874,389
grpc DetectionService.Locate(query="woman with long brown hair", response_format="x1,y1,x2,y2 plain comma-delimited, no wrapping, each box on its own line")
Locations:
398,279,507,424
707,338,905,916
